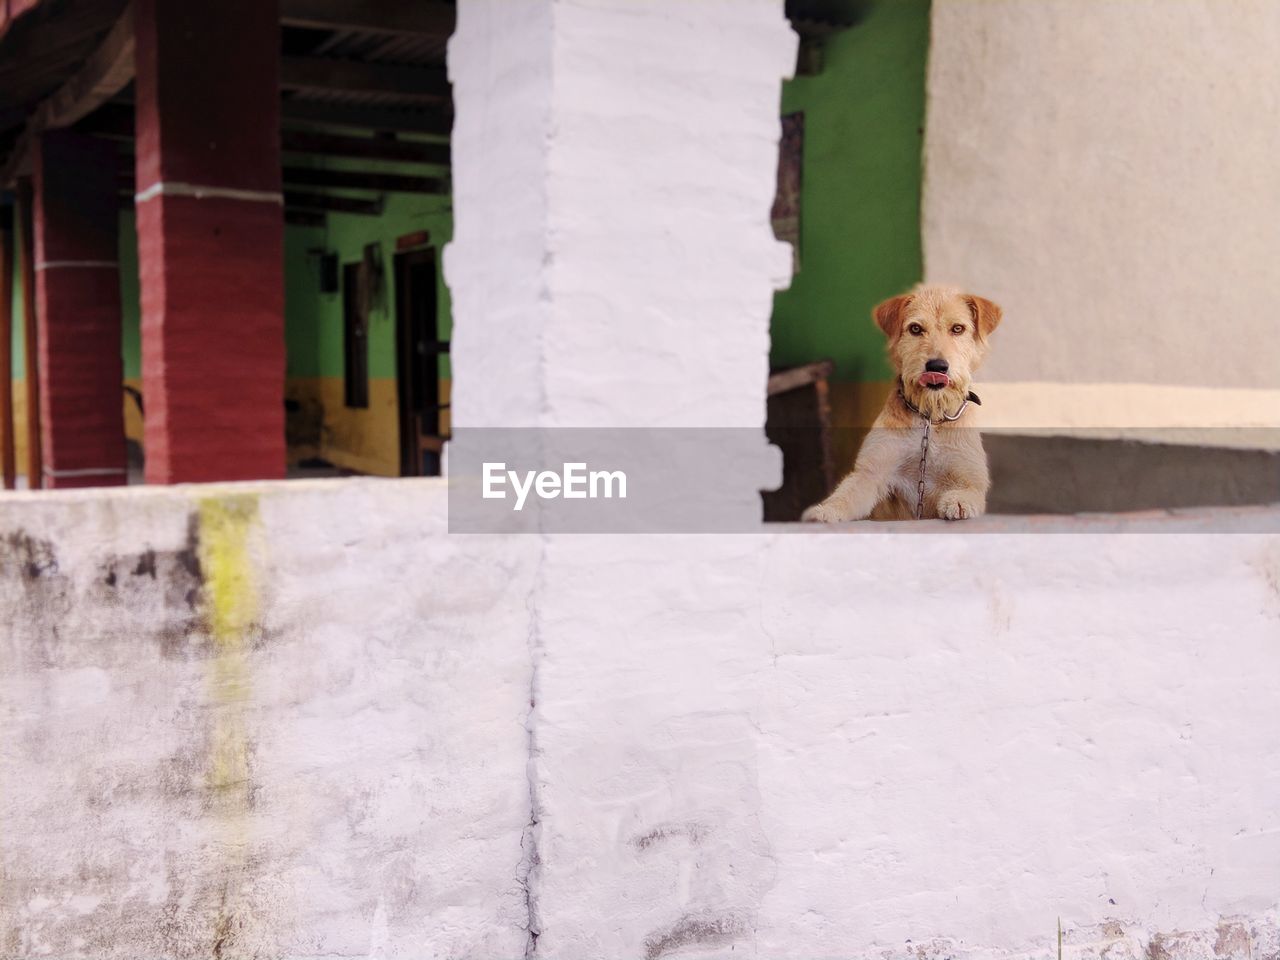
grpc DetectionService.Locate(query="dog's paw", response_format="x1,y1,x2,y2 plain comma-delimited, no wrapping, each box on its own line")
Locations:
936,491,984,521
801,501,849,523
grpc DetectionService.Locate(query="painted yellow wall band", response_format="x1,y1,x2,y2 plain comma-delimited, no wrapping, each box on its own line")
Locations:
975,382,1280,450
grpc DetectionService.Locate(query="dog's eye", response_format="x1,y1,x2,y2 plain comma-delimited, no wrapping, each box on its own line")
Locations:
907,323,924,336
950,324,966,335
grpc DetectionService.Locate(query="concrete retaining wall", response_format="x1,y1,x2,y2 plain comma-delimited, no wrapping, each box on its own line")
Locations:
3,480,1279,958
0,481,535,959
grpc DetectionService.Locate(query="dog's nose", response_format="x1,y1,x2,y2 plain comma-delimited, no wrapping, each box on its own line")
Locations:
925,358,949,374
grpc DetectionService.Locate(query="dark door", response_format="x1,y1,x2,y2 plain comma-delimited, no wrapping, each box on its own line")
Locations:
342,262,369,408
394,248,446,476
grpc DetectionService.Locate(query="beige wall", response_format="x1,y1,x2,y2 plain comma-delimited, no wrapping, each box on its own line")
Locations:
924,0,1280,440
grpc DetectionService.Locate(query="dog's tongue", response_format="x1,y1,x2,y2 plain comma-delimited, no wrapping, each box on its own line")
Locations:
918,371,950,388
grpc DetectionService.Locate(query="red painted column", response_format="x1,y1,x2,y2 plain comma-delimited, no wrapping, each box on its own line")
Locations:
134,0,285,484
31,130,127,489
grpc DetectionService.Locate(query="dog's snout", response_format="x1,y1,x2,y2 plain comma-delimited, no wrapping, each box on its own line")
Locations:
925,358,949,374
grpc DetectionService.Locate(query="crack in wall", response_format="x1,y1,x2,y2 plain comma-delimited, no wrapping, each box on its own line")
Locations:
516,532,549,958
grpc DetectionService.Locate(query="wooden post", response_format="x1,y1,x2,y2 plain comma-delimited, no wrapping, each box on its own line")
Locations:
0,210,14,489
15,179,40,490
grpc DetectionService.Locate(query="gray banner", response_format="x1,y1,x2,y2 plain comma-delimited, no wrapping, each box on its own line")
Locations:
446,428,1279,533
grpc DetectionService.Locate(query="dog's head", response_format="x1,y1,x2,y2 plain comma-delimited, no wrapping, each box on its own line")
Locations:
873,284,1002,417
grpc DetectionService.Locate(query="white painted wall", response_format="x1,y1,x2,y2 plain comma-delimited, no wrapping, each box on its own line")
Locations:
445,0,556,430
445,0,796,527
6,3,1280,958
924,0,1280,436
446,0,796,430
0,481,537,959
2,481,1279,959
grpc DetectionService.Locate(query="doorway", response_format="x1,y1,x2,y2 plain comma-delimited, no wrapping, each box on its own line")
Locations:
342,262,369,409
393,247,447,476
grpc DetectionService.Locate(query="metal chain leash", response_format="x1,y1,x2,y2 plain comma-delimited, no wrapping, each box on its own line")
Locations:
915,419,931,520
899,380,980,520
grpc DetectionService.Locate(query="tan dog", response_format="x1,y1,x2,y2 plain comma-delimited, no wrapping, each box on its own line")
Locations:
802,284,1003,522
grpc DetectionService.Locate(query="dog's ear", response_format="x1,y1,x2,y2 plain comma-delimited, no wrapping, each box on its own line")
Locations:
873,295,912,339
966,295,1003,341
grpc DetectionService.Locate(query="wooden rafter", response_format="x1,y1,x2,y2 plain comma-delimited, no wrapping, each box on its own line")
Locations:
82,100,453,146
100,123,451,166
281,166,447,195
284,191,382,216
280,56,449,102
120,164,448,196
279,0,455,38
281,129,449,166
280,100,451,137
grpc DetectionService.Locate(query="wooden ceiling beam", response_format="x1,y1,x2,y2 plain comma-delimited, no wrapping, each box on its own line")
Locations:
281,129,449,166
280,100,451,137
122,187,385,217
284,191,382,216
93,121,449,166
281,56,449,102
120,165,447,196
83,98,452,142
281,166,447,195
279,0,455,38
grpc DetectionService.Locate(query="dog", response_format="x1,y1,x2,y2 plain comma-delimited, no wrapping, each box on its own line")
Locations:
801,284,1003,522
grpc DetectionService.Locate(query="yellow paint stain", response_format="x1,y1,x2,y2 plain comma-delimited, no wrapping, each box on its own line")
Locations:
189,496,267,949
196,495,261,818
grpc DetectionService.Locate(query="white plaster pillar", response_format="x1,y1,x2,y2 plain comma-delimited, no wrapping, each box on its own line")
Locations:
446,0,797,433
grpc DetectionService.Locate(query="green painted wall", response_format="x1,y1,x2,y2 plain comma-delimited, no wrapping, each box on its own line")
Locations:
104,165,452,387
769,0,930,382
284,223,322,379
120,211,140,379
284,191,452,383
8,205,23,378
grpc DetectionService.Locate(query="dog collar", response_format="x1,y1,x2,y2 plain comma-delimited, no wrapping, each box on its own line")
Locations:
898,381,981,424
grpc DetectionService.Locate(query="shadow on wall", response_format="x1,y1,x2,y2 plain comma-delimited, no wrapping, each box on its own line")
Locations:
985,435,1280,516
763,427,1280,520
